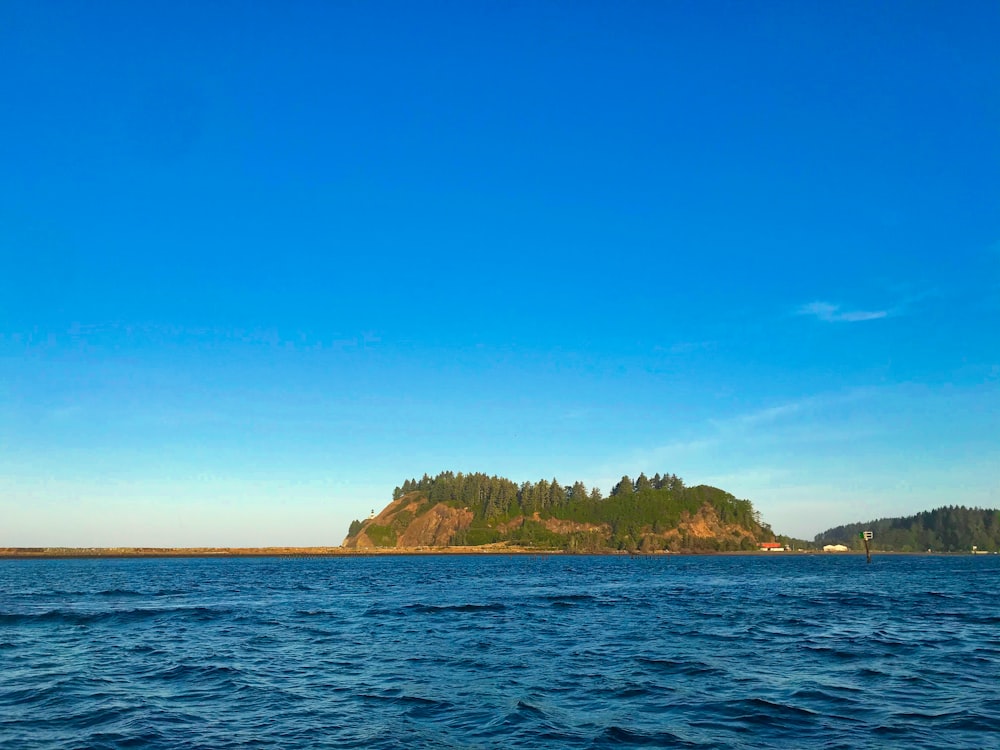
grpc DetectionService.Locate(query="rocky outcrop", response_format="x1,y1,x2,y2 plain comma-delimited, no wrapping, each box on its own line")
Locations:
342,493,473,549
651,504,760,550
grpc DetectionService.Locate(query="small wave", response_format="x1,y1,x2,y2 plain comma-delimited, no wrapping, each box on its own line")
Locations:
612,685,652,699
287,624,334,639
485,698,552,730
400,694,455,719
515,699,545,716
789,688,862,707
799,643,863,660
155,664,241,683
362,602,507,617
898,673,935,686
358,690,454,712
94,589,144,597
961,614,1000,625
926,590,955,599
594,725,701,747
86,728,164,749
635,656,725,678
807,593,871,608
0,610,111,626
536,593,598,603
893,709,966,722
858,667,890,678
942,712,1000,731
872,723,915,736
404,603,507,614
0,606,231,627
72,705,130,730
701,697,821,731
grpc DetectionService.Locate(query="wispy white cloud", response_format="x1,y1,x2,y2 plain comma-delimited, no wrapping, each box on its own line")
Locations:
720,389,875,431
724,401,804,428
797,301,887,323
588,389,880,486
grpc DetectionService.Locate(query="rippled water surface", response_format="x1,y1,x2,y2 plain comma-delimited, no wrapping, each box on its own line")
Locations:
2,554,999,748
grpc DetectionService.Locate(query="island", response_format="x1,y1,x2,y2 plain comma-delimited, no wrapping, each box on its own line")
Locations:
343,471,780,553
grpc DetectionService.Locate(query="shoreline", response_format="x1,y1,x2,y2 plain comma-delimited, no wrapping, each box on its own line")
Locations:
0,546,969,559
0,546,568,559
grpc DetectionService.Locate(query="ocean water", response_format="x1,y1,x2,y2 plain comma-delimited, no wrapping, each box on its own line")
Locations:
1,554,999,749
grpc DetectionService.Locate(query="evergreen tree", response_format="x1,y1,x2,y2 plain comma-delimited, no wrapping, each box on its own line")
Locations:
550,479,566,508
536,479,551,510
611,475,634,496
519,481,536,515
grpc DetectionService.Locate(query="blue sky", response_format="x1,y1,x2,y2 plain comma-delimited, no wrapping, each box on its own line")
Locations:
2,1,998,545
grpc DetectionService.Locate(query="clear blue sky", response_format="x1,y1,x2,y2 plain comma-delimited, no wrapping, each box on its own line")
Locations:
2,1,998,545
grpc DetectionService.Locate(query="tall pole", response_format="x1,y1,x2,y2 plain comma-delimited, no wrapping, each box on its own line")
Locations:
860,531,873,564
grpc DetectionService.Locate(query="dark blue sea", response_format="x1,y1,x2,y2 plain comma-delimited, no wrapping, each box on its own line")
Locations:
2,554,999,749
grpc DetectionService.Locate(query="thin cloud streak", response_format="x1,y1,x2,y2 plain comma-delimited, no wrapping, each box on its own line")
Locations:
714,388,876,431
797,301,888,323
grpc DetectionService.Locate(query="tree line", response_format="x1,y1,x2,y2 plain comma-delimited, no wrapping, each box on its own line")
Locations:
392,470,689,520
814,506,1000,552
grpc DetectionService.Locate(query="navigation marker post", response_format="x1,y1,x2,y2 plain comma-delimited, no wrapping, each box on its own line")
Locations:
859,531,873,564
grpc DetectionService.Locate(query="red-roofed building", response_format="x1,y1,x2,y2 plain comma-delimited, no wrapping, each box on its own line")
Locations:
759,542,785,551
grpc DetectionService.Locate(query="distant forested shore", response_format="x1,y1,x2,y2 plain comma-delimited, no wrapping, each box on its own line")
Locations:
814,506,1000,552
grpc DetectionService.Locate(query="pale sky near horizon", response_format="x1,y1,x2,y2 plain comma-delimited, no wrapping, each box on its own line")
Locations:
2,1,998,546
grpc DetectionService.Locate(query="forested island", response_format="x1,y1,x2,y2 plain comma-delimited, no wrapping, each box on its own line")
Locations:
343,471,778,552
815,506,1000,553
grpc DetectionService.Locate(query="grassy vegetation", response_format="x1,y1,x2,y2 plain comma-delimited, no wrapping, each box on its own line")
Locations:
365,524,397,547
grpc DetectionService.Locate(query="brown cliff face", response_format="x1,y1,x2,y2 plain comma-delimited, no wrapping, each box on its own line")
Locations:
655,504,760,550
397,503,474,547
342,493,473,549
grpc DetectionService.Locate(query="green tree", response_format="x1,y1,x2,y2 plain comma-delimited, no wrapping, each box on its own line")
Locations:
549,479,566,508
611,475,633,497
